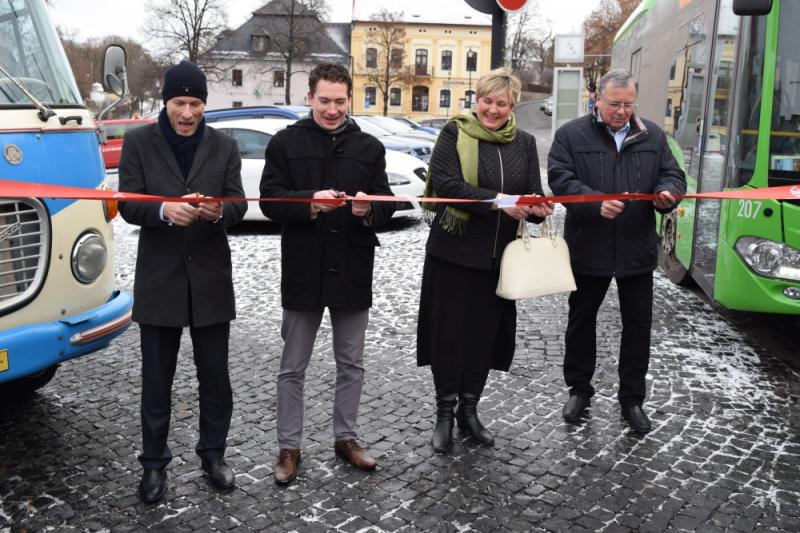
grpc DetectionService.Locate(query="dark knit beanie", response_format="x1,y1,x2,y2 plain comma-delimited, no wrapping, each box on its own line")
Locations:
162,60,208,103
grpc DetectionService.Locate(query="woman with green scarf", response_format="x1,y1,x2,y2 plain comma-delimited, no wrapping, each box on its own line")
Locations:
417,68,553,453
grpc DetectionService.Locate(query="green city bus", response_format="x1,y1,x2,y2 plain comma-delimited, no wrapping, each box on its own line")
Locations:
611,0,800,314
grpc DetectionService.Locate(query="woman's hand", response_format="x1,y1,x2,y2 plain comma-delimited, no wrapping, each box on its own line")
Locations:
523,195,554,218
495,193,527,220
496,193,554,220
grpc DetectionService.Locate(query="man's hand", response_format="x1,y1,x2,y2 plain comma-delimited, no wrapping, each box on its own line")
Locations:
653,190,676,209
600,199,625,219
195,195,224,222
351,191,371,218
311,189,346,216
163,194,202,226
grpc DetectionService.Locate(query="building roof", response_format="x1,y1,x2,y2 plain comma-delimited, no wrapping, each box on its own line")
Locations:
325,22,352,55
209,0,348,58
352,0,492,26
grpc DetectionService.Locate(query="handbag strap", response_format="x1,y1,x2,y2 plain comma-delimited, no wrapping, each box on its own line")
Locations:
516,219,530,239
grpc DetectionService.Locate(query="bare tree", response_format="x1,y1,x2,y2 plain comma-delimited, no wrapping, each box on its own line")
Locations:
506,0,546,72
59,30,164,118
257,0,330,104
361,9,414,116
583,0,641,89
528,32,555,86
143,0,228,64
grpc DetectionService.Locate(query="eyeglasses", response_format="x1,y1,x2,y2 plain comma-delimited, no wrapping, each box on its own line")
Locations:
604,101,637,111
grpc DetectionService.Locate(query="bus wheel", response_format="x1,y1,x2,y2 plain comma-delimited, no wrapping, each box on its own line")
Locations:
0,365,59,398
659,211,694,286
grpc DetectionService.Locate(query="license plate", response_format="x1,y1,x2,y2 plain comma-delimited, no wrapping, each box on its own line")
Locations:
0,349,7,372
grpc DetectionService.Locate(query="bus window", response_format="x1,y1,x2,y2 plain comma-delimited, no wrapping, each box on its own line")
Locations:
767,0,800,198
669,14,708,181
692,4,740,284
728,16,766,188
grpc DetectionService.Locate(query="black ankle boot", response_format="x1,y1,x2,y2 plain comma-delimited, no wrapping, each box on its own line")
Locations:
432,393,457,453
456,393,494,446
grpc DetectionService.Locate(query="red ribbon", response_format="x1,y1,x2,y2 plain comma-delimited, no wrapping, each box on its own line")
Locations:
1,179,799,205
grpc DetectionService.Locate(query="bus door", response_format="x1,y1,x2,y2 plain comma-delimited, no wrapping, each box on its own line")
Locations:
690,2,742,293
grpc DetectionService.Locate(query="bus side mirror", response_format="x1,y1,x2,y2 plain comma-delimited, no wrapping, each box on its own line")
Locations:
733,0,773,15
102,45,128,97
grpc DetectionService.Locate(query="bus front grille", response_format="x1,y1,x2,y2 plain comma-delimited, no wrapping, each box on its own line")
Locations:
0,198,50,315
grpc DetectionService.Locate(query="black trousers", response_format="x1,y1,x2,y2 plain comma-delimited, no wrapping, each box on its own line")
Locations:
138,322,232,470
564,271,653,407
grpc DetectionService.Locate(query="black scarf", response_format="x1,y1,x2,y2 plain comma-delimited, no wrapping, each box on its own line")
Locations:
158,107,205,178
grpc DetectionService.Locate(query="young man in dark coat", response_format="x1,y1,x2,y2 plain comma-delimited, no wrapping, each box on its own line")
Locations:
548,69,687,434
260,62,395,485
118,60,246,502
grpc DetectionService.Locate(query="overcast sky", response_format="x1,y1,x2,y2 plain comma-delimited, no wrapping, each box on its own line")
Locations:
47,0,599,44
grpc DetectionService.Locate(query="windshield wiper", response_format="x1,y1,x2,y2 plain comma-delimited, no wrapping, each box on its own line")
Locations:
0,60,56,122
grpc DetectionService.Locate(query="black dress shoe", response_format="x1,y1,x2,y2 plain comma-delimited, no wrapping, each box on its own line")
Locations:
202,458,235,491
562,394,590,422
622,404,652,434
138,467,166,503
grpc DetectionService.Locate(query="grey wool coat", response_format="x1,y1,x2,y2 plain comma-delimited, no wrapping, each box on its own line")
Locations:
118,123,246,327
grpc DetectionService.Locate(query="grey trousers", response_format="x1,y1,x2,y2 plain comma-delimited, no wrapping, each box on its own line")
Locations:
276,307,369,449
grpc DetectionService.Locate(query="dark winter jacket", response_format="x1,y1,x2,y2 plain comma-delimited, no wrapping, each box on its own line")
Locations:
259,117,395,310
118,123,246,327
425,120,545,270
548,112,686,278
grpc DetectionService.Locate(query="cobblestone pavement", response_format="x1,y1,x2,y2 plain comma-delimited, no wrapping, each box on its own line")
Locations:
2,112,800,532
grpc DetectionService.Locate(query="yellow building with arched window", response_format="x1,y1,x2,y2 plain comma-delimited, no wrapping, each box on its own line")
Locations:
351,0,492,119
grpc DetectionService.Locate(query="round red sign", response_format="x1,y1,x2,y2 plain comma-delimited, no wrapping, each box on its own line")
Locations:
496,0,528,12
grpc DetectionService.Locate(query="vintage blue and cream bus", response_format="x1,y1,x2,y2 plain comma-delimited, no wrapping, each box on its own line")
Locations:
0,0,133,394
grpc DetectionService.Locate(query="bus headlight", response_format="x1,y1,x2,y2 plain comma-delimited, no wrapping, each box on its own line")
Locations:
71,232,107,283
735,237,800,281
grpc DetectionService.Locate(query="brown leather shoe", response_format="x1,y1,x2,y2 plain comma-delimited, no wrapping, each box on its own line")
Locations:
334,439,377,471
274,448,301,485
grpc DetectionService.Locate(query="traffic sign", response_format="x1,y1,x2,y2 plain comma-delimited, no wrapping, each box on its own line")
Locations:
496,0,528,12
464,0,529,13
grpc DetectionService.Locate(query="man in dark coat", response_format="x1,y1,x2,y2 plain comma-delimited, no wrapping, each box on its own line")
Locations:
118,60,246,503
260,62,395,485
548,69,686,434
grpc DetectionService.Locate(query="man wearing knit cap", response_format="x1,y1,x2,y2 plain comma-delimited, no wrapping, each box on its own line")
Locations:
118,60,246,503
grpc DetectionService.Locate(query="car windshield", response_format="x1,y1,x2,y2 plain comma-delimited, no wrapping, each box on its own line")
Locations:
353,117,391,137
0,0,82,105
368,116,410,134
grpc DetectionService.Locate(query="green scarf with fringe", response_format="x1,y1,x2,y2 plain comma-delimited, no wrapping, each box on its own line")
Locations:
423,111,517,235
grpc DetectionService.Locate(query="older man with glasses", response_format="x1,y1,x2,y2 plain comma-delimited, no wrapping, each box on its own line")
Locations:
547,69,687,434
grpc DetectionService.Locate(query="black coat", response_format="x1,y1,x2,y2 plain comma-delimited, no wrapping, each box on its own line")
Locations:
548,113,686,278
259,118,395,310
425,120,545,270
118,123,246,327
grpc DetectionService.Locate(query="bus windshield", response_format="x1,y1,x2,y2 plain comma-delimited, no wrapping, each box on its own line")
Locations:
768,0,800,188
0,0,82,106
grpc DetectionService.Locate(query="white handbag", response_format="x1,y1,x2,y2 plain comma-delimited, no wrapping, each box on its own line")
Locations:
496,218,577,300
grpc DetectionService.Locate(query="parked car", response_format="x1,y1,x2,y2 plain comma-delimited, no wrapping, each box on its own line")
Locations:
205,105,305,122
356,114,438,143
542,97,553,116
350,116,433,163
209,118,426,220
417,117,449,130
98,118,155,169
390,116,440,135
